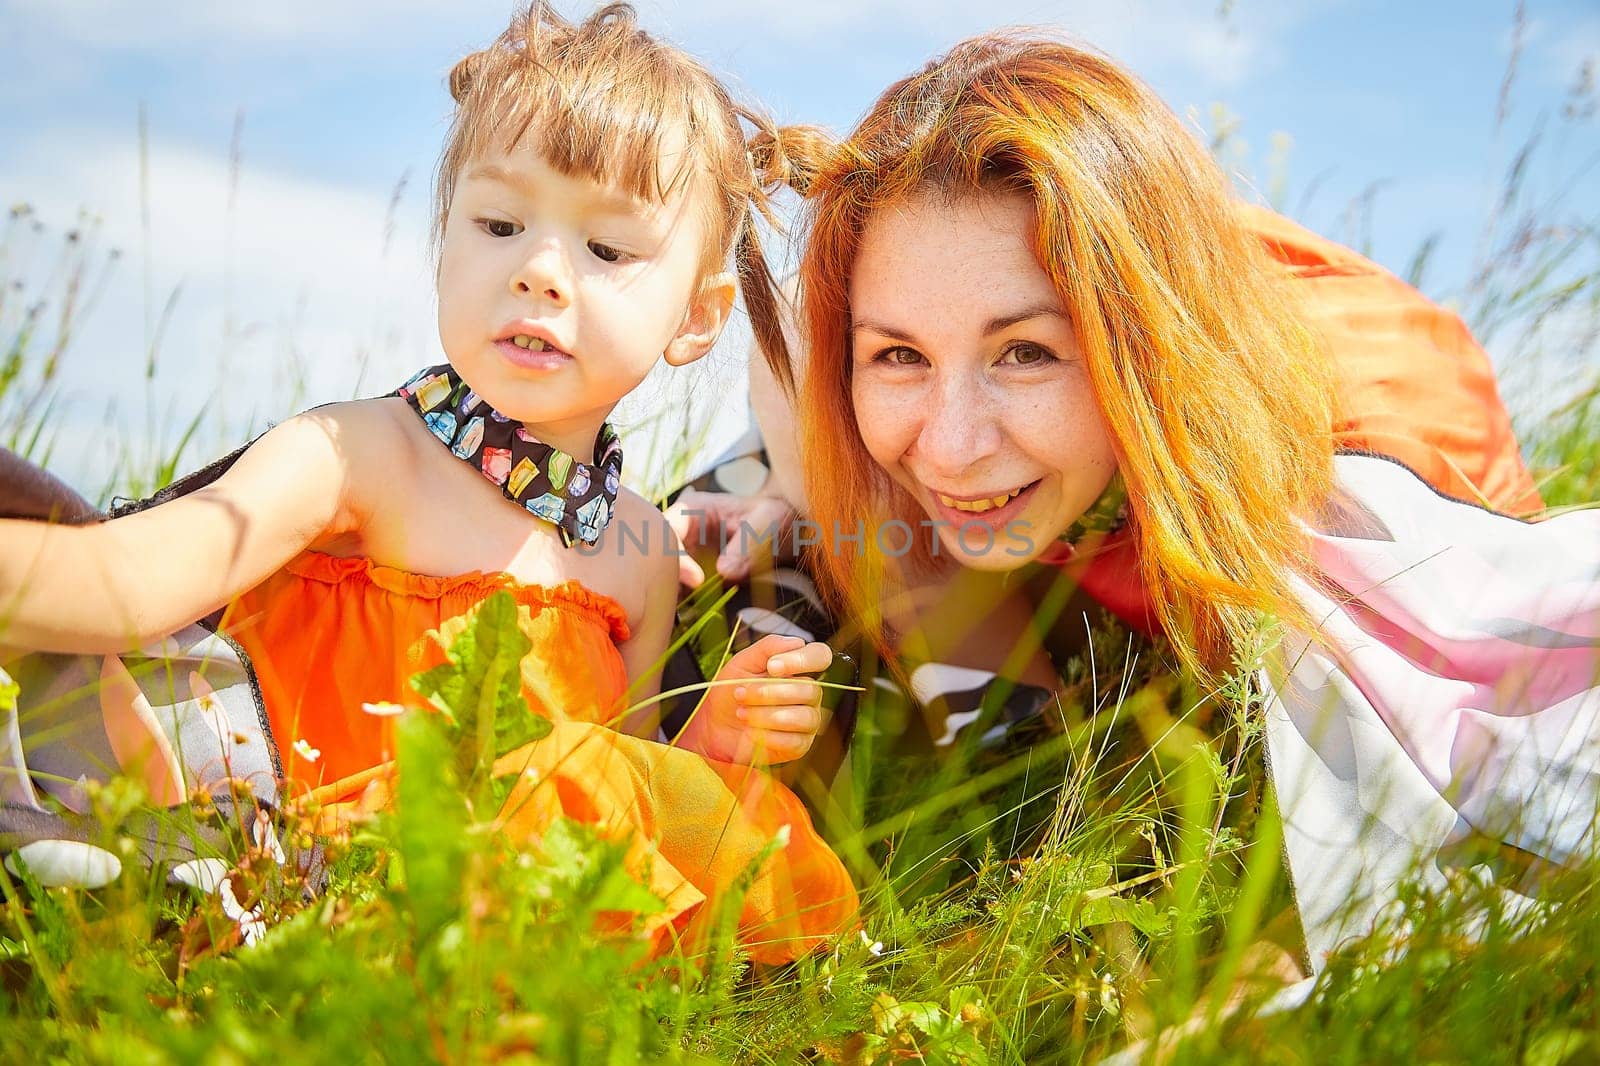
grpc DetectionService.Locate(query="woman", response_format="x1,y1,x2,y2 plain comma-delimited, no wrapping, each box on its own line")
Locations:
708,30,1600,970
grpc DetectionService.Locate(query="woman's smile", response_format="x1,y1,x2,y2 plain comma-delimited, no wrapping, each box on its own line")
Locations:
925,479,1041,536
848,190,1118,567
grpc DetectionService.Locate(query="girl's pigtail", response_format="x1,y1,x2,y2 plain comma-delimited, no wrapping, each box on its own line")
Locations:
739,123,835,393
448,50,486,103
748,124,832,200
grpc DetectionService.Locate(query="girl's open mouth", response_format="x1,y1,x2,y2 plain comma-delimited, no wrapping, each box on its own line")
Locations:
496,336,571,370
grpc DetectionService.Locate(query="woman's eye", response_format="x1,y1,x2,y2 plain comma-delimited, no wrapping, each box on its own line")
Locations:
879,346,925,367
1002,342,1055,366
479,219,521,238
588,241,627,264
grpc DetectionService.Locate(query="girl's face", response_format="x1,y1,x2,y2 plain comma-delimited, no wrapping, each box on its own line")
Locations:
436,142,731,459
849,190,1118,568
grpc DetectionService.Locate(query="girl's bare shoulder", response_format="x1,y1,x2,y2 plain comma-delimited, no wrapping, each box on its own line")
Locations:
293,397,425,487
611,486,678,560
291,396,416,453
600,487,678,624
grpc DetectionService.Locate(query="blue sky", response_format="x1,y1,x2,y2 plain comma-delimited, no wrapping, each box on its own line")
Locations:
2,0,1595,492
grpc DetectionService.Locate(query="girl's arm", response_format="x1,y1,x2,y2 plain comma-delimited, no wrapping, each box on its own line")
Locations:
615,499,681,735
613,497,830,763
0,406,368,654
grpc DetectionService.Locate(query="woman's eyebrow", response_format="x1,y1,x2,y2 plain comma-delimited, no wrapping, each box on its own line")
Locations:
850,319,917,342
852,305,1066,342
982,305,1066,335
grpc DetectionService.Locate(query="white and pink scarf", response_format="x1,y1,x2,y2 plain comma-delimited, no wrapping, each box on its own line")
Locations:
1264,453,1600,969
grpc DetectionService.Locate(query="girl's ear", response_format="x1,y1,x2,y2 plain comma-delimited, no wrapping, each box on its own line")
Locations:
665,273,735,367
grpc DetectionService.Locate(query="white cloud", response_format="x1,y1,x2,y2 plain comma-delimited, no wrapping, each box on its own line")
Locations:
0,0,506,52
10,128,430,310
1,0,1309,88
2,126,441,485
652,0,1312,88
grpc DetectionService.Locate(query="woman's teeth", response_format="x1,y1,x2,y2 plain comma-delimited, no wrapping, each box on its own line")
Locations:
511,334,552,351
936,487,1025,513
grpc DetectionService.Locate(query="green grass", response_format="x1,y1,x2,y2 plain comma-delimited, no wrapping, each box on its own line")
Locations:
2,552,1595,1064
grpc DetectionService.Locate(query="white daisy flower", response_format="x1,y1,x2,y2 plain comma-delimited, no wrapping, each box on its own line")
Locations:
218,878,267,947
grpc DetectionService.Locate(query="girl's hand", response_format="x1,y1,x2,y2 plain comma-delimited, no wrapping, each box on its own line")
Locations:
677,634,832,765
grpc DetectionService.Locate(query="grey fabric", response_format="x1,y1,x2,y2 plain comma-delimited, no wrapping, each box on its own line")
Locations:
0,621,319,896
5,623,279,811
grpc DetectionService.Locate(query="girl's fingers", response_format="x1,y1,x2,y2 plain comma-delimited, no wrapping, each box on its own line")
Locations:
727,633,805,674
737,703,826,733
763,640,832,677
734,681,820,706
743,730,814,764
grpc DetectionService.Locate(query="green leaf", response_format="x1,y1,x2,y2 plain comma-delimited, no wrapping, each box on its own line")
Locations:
494,691,552,756
407,663,462,729
409,590,532,728
1077,895,1174,937
528,819,666,920
408,590,546,798
1524,1029,1590,1066
393,710,467,942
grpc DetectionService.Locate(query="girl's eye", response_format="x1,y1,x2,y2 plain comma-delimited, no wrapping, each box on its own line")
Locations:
877,346,926,367
479,219,521,238
588,241,627,264
1002,342,1055,366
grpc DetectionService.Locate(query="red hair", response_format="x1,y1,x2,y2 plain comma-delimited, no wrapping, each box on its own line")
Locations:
781,31,1336,678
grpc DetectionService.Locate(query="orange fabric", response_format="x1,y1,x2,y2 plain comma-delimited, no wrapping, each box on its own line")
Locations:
225,551,857,963
1240,203,1541,516
1066,206,1542,634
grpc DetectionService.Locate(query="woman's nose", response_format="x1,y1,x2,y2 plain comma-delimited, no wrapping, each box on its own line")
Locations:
511,241,571,308
914,379,1002,478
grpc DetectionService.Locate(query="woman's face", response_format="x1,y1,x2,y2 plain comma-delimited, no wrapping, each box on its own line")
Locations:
849,189,1118,569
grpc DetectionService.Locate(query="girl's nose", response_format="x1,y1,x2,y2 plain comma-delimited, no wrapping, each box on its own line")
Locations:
914,378,1002,479
511,242,571,308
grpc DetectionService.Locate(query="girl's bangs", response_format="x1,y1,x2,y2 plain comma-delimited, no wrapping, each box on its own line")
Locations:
465,63,698,205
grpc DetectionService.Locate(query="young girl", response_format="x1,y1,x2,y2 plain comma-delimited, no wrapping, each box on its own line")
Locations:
760,31,1600,971
0,3,855,962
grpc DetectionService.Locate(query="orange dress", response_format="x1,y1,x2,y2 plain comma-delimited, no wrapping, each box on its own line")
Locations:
224,552,857,963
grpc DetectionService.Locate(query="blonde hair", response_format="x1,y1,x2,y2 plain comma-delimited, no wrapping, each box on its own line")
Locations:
783,32,1336,679
434,1,828,370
